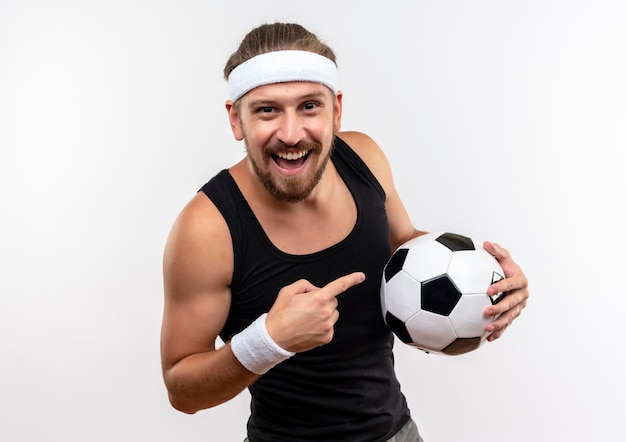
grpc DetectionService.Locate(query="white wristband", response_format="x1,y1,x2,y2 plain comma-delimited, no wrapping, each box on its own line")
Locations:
230,313,295,375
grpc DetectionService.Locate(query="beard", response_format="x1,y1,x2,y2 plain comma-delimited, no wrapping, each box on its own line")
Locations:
247,138,333,203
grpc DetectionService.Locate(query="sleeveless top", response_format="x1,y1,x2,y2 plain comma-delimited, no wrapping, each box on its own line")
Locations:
201,136,410,441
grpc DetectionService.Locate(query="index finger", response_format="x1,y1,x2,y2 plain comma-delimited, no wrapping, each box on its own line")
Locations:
321,272,366,298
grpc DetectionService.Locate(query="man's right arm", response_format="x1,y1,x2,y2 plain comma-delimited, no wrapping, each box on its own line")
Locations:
160,192,259,414
160,190,367,414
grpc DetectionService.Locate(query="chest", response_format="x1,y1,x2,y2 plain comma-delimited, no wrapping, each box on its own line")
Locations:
255,180,357,255
216,159,392,340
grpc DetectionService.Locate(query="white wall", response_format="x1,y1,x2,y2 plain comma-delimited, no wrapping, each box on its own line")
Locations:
1,1,624,441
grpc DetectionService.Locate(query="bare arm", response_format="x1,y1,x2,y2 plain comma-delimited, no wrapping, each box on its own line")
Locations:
160,192,258,413
338,131,426,250
160,191,366,413
338,131,528,339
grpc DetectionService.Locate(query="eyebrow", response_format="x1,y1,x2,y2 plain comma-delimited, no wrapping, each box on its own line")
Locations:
246,90,328,109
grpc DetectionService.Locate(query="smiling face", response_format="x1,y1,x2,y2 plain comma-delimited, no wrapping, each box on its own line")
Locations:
227,82,342,202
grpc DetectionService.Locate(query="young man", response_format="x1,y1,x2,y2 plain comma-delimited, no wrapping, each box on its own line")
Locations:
160,23,529,441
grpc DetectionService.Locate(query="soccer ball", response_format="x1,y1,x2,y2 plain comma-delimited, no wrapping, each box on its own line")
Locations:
380,232,506,356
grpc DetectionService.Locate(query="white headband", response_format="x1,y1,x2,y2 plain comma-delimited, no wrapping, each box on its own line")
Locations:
227,50,339,102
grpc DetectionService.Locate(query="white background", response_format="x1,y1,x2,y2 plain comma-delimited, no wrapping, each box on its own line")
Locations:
1,1,625,441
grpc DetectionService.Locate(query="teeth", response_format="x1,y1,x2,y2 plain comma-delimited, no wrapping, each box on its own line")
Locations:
276,150,308,161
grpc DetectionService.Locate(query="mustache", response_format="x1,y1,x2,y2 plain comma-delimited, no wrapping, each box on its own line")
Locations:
264,139,322,155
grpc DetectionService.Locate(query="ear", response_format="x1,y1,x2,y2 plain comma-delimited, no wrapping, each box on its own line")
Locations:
333,91,343,133
225,100,244,141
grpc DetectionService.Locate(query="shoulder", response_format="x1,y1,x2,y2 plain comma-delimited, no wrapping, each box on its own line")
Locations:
163,192,234,294
337,131,384,161
337,131,394,189
338,131,419,249
168,192,230,246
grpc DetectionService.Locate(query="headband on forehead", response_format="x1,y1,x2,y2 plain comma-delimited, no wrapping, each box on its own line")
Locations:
227,50,339,102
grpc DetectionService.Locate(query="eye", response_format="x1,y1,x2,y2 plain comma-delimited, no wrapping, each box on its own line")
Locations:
303,102,318,111
259,106,274,113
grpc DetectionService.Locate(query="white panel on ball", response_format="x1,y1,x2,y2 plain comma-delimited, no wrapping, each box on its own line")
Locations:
406,310,456,350
448,294,494,338
447,247,503,294
381,270,422,322
401,235,452,282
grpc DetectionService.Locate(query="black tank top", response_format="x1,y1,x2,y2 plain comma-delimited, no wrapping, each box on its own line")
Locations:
201,136,410,441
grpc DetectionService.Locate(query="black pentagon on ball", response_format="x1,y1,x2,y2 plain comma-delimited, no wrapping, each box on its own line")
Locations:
436,232,475,251
384,248,409,282
385,312,413,344
421,275,462,316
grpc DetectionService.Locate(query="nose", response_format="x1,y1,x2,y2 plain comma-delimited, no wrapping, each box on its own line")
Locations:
276,111,305,147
